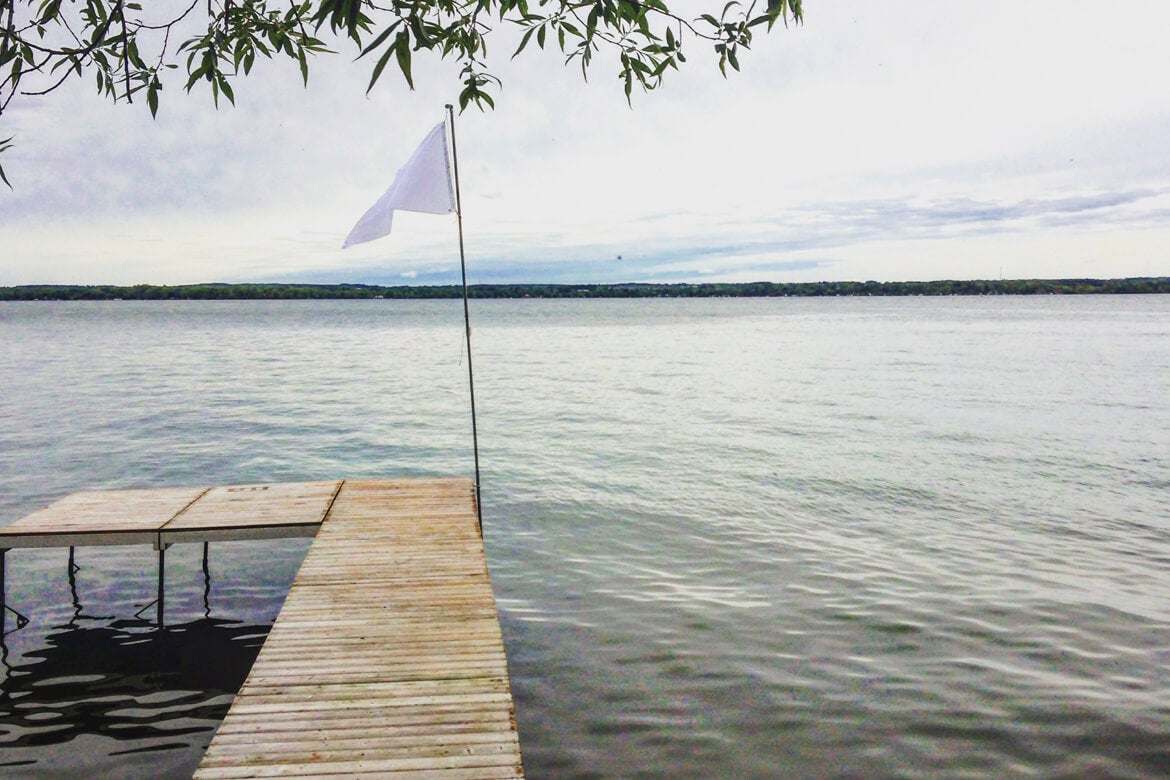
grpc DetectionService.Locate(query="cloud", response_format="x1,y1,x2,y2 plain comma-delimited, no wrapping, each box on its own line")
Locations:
250,188,1167,286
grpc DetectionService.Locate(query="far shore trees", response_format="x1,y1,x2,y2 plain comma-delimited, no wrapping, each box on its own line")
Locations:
3,278,1168,301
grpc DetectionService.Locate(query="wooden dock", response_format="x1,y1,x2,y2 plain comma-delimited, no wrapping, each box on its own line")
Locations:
0,480,343,549
0,478,524,779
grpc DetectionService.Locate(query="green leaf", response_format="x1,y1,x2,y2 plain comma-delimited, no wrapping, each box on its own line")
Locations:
366,37,396,93
0,134,12,160
407,15,425,46
185,67,204,90
357,20,400,59
127,39,144,70
90,0,109,24
395,30,413,88
586,6,600,39
512,26,534,59
38,0,63,24
233,37,248,69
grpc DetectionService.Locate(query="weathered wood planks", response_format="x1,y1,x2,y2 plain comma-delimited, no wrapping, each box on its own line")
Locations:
0,478,522,777
193,478,524,779
161,481,342,545
0,486,209,547
0,481,343,548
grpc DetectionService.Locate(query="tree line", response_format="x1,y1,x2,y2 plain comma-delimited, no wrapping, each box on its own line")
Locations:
2,278,1168,301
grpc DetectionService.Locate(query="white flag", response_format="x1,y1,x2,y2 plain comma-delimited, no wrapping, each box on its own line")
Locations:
343,121,456,248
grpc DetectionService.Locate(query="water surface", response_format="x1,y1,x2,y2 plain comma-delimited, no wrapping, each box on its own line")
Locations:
1,296,1168,777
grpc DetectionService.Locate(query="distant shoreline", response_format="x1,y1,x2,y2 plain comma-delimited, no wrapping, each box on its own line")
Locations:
2,278,1168,301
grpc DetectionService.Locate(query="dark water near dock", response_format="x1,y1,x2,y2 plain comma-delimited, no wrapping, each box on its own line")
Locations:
1,296,1169,777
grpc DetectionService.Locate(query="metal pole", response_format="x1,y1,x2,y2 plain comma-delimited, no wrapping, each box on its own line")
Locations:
446,103,484,535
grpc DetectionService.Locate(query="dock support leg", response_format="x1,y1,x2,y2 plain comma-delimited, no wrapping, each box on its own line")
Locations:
0,549,28,636
68,546,79,624
202,542,211,619
157,544,169,630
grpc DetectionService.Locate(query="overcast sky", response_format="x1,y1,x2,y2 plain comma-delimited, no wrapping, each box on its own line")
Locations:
2,1,1169,286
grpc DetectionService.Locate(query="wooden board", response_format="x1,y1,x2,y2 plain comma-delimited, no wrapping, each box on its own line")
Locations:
194,478,524,779
160,481,342,545
0,486,208,547
0,481,343,548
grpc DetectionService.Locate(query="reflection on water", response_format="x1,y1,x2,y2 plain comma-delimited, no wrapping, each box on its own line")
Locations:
0,538,301,777
0,618,266,773
1,617,266,776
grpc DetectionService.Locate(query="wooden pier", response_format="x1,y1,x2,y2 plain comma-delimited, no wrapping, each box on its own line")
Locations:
0,478,524,778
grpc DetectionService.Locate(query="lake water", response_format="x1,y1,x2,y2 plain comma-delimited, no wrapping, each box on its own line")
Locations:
1,295,1168,778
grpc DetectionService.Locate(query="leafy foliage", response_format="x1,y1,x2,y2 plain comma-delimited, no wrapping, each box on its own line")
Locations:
0,0,802,185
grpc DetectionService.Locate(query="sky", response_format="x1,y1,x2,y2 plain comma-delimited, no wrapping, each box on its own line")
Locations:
2,1,1169,286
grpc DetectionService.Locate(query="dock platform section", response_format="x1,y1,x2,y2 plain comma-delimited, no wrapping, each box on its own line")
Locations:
0,478,523,778
0,480,342,549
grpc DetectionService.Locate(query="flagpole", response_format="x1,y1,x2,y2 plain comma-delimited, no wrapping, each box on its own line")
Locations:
446,104,483,535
